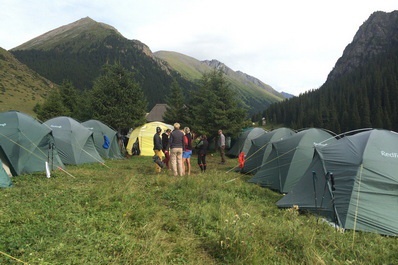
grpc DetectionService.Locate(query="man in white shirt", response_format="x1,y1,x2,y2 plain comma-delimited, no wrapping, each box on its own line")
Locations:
218,129,226,164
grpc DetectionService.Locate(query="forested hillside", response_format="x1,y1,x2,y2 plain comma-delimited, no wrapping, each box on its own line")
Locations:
11,18,196,111
10,17,282,114
154,51,285,115
264,11,398,133
265,48,398,133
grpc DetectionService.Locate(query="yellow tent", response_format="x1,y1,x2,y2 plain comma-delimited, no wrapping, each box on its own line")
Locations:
126,122,173,156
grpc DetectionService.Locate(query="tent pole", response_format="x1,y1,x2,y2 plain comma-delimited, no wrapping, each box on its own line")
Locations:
326,172,342,230
48,143,50,165
52,143,55,170
312,171,318,213
320,173,329,212
352,164,364,247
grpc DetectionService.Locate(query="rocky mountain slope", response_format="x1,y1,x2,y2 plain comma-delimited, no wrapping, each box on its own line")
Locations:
154,51,284,113
280,92,295,98
327,10,398,81
11,17,195,110
265,10,398,133
202,59,283,98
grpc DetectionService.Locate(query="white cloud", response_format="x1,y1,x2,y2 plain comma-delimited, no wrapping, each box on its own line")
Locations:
0,0,396,95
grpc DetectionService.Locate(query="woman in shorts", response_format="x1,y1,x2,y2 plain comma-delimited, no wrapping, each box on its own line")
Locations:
182,127,193,175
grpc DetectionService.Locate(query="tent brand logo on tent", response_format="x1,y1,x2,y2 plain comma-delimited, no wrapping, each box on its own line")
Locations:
87,127,94,130
0,123,6,127
50,125,62,129
313,142,328,147
380,151,398,158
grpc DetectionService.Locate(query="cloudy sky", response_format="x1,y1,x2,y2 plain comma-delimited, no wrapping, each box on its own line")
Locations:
0,0,396,95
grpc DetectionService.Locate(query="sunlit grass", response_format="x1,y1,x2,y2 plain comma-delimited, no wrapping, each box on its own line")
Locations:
1,153,397,264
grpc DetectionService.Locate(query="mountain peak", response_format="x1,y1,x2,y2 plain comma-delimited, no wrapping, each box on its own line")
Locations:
12,17,122,51
154,51,285,114
202,59,235,75
327,10,398,81
201,59,284,98
77,16,95,23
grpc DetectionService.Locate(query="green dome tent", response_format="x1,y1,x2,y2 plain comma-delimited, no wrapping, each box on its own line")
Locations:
0,111,64,176
44,117,104,165
241,128,296,174
0,158,12,188
81,120,123,159
277,129,398,236
227,128,266,157
248,128,336,193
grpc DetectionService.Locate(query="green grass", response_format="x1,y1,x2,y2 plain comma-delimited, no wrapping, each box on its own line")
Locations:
1,154,397,264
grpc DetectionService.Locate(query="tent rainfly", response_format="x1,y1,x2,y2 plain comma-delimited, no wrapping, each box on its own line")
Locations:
0,111,64,176
227,128,266,158
126,122,173,156
277,129,398,236
248,128,336,193
81,120,124,159
241,127,296,174
44,117,104,165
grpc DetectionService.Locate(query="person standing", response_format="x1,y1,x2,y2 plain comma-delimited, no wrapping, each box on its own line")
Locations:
168,123,185,176
218,129,226,164
182,127,193,175
153,127,163,172
197,134,209,173
162,129,171,169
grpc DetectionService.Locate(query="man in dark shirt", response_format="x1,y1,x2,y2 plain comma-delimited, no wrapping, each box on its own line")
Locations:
197,134,209,173
162,129,171,169
153,127,163,172
168,123,185,176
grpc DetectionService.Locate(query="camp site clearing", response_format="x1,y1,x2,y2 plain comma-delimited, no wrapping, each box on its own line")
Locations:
1,154,397,264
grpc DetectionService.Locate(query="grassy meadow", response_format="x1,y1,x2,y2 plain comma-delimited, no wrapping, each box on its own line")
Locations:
1,153,397,264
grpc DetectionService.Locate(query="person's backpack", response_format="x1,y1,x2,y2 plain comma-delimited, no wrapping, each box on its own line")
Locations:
132,139,140,155
152,155,165,168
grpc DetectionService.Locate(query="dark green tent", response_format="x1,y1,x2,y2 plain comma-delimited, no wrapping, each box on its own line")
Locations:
81,120,123,159
227,128,266,157
0,158,12,188
248,128,336,193
277,129,398,236
0,111,64,176
44,117,104,165
241,128,296,174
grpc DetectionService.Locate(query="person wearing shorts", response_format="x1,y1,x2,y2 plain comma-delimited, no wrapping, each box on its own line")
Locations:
182,127,193,175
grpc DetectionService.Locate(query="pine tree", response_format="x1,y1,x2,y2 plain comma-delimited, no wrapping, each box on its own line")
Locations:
340,110,350,132
188,69,248,138
350,101,361,130
59,79,79,118
90,62,147,133
74,89,94,122
163,79,186,125
35,89,70,121
360,94,372,128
